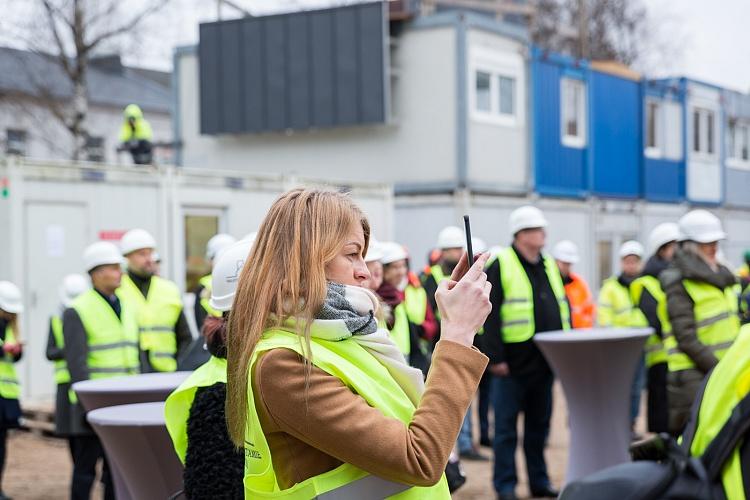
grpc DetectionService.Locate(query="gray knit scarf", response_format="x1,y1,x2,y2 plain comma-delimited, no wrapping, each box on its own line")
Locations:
316,282,378,335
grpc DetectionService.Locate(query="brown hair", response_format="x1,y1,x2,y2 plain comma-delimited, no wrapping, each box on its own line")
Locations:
225,188,370,447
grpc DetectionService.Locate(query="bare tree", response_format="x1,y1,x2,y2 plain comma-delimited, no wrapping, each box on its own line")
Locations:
531,0,658,66
4,0,171,160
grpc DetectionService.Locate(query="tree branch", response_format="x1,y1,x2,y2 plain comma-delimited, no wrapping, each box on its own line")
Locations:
41,0,73,78
85,0,171,52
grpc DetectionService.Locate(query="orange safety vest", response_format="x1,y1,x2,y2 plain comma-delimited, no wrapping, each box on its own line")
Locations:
564,272,595,329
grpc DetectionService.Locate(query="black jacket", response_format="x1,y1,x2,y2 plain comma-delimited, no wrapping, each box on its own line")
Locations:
482,246,564,376
184,382,244,499
637,255,670,339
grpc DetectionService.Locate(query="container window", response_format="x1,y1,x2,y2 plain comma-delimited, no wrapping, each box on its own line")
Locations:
5,129,27,156
727,121,750,169
498,76,515,115
475,71,491,113
561,78,587,148
692,107,717,158
184,214,219,291
663,101,683,161
693,110,701,153
85,136,105,162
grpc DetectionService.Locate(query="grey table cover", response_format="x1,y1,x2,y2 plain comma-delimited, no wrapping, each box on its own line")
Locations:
534,328,651,484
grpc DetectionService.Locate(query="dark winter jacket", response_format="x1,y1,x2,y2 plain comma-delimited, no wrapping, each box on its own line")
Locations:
637,255,671,339
184,382,244,499
660,249,737,374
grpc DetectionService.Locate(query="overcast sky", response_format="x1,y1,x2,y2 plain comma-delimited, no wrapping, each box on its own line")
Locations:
4,0,750,91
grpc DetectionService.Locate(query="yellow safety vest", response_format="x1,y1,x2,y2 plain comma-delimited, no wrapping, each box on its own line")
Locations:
389,285,428,357
0,326,20,400
117,274,182,372
631,276,670,367
598,276,640,328
50,316,71,385
494,247,570,343
198,275,222,319
165,355,227,464
687,324,750,500
118,104,153,142
664,280,740,373
243,327,451,499
71,290,140,380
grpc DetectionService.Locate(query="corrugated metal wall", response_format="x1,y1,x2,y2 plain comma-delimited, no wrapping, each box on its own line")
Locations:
641,80,685,202
590,71,641,198
532,50,588,198
199,2,387,135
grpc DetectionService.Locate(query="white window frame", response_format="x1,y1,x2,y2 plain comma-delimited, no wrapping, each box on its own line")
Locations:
644,99,663,159
471,69,518,126
560,77,587,149
691,106,719,161
469,48,523,128
727,120,750,170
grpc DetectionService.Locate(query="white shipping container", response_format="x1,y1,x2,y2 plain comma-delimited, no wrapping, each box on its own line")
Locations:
0,157,393,402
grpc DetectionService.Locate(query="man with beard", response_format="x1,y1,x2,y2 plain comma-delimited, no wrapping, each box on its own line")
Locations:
116,229,192,373
483,206,570,500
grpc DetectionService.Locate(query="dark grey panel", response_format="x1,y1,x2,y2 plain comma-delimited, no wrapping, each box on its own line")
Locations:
264,17,287,131
220,22,244,133
198,23,221,134
198,2,387,135
334,8,359,125
359,3,386,123
287,13,311,129
310,11,335,127
241,19,265,132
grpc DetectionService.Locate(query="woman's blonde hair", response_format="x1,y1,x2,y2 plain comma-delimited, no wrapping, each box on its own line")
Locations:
226,188,370,447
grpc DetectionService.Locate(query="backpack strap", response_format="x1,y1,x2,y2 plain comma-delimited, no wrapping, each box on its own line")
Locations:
700,390,750,481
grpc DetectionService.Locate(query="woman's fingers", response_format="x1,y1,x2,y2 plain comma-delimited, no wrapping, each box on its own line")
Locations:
449,251,470,282
462,253,489,282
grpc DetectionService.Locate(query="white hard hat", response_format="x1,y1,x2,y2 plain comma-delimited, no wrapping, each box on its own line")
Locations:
509,206,548,235
365,237,384,263
206,233,237,261
472,237,487,255
0,281,23,314
59,274,89,308
553,240,580,264
436,226,464,249
120,228,156,256
648,223,680,255
619,240,645,259
209,238,254,312
678,210,726,244
84,241,123,272
380,242,409,265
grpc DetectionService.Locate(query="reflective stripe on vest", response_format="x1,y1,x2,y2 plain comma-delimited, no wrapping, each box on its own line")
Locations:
72,289,140,383
51,316,71,384
165,356,227,464
631,275,670,367
198,274,222,319
495,248,570,343
117,275,182,372
597,277,640,328
664,280,740,373
244,328,451,498
0,326,20,400
688,324,750,500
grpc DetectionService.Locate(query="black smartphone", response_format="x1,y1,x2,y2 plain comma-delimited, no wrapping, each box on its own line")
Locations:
463,215,473,267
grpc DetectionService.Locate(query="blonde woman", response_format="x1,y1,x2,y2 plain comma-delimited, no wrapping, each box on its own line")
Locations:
226,189,491,499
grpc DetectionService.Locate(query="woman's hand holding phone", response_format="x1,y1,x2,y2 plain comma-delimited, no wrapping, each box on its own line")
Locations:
435,251,492,347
